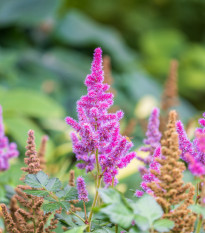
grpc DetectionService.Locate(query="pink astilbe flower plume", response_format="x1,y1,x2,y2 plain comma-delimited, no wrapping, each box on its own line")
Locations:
135,147,161,197
0,105,19,171
77,176,89,202
176,113,205,176
65,48,136,186
137,108,161,165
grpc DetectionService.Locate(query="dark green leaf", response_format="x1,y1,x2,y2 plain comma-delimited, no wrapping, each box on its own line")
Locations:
64,225,86,233
25,174,42,188
36,171,49,187
63,185,78,201
24,190,49,197
153,219,174,232
46,178,62,192
42,202,61,213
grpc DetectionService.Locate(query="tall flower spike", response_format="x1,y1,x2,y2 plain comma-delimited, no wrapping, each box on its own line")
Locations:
0,105,19,171
38,135,48,170
65,48,136,186
77,176,89,202
21,130,41,177
146,111,196,233
160,60,178,133
137,107,161,165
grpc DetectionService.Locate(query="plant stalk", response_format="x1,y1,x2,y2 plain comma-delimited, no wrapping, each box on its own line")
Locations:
196,214,203,233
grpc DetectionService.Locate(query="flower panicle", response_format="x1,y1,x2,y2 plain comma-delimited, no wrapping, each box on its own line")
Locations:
0,105,19,171
65,48,136,186
138,107,161,165
77,176,89,202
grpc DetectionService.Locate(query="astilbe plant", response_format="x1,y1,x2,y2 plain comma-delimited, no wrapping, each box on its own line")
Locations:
0,130,59,233
0,105,19,171
146,111,196,233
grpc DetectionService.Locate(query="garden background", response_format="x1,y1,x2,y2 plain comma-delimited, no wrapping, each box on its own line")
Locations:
0,0,204,212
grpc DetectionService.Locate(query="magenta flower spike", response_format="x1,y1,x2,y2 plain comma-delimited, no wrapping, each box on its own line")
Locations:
0,105,19,171
137,107,161,165
65,48,136,186
77,176,89,202
135,147,161,197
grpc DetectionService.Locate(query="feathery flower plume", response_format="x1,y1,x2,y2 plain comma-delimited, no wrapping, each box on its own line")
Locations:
135,147,161,197
147,111,196,232
137,107,161,165
160,60,178,133
1,130,58,233
65,48,136,186
38,135,48,170
77,176,89,202
176,113,205,176
0,105,19,171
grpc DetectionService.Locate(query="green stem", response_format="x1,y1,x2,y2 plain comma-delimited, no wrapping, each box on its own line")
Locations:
69,210,86,223
196,214,203,233
115,224,118,233
87,149,101,232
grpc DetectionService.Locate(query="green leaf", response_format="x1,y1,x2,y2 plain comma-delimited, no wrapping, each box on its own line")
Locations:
59,201,70,211
63,185,78,201
25,174,42,188
55,10,136,68
0,89,65,118
64,225,86,233
4,116,54,159
46,178,62,192
99,188,121,204
134,215,149,231
189,205,205,218
134,195,163,225
0,0,59,26
36,171,49,187
42,202,61,213
24,190,49,197
153,219,174,232
100,202,134,228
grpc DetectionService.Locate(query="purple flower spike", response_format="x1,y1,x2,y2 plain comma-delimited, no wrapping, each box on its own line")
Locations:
0,105,19,171
138,108,161,165
135,147,161,197
77,176,89,202
65,48,136,186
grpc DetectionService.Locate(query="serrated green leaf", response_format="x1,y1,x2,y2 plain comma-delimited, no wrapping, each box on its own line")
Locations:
24,189,49,197
59,201,70,211
63,185,78,200
64,225,86,233
46,178,62,192
99,188,121,204
25,174,42,188
36,171,49,186
135,195,163,224
153,219,174,232
42,202,61,213
134,214,149,231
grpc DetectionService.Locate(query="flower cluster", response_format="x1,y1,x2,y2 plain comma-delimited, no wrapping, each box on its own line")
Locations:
65,48,136,186
77,176,89,202
135,147,161,197
137,108,161,165
0,105,19,171
176,112,205,176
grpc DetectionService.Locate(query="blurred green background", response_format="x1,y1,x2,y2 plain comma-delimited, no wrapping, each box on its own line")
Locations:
0,0,204,194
